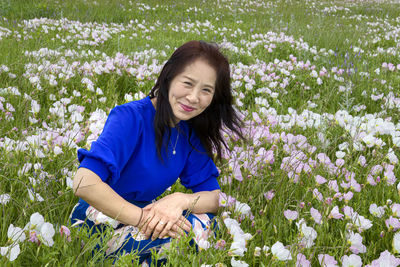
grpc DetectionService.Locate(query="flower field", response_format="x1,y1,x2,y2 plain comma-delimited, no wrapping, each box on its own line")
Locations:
1,0,400,266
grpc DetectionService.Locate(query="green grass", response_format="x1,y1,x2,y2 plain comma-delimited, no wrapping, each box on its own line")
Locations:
1,0,400,266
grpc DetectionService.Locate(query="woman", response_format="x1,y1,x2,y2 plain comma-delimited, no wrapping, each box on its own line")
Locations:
71,40,243,265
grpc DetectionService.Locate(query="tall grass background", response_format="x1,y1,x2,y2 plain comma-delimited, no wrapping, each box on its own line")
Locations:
1,0,400,266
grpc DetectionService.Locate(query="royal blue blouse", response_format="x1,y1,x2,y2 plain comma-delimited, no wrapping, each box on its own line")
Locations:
77,96,220,202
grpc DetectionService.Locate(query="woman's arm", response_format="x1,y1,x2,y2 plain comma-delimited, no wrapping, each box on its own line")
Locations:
73,167,143,226
73,167,191,238
181,189,221,214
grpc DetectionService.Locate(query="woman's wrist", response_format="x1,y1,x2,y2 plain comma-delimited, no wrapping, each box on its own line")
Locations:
173,192,191,211
135,208,143,227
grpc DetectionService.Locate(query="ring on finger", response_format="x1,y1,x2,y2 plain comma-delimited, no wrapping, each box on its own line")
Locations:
159,220,165,225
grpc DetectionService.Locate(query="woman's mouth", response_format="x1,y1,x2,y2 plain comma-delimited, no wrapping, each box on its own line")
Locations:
180,103,195,112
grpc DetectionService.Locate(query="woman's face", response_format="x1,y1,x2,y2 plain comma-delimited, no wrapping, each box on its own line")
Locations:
168,58,216,124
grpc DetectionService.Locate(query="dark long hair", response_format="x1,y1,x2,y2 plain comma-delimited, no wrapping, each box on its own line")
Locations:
148,40,244,161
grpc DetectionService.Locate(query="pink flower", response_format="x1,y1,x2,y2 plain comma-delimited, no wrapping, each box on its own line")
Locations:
310,207,322,224
370,165,383,176
347,232,366,254
350,178,361,192
358,156,366,167
343,206,355,219
386,216,400,231
384,170,397,185
283,210,298,221
336,158,345,167
214,239,226,250
296,253,310,267
28,230,40,245
315,175,327,185
328,206,343,219
328,180,339,192
219,192,236,207
264,190,275,201
344,191,354,202
367,174,377,186
265,150,274,164
391,203,400,217
317,153,331,164
318,254,338,267
232,165,243,182
313,188,323,202
59,225,71,242
367,250,400,267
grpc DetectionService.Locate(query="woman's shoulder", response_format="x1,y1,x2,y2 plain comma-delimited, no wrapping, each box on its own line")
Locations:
110,97,154,122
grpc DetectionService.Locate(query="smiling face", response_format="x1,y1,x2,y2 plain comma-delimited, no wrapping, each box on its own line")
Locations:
168,58,217,124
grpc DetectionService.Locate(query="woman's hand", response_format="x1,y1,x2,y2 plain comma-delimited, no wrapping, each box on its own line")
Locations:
138,192,192,240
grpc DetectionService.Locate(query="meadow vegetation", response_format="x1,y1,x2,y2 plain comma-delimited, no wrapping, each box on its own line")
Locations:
1,0,400,266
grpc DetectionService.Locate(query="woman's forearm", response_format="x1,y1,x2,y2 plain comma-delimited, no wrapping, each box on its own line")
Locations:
180,190,220,214
73,167,142,226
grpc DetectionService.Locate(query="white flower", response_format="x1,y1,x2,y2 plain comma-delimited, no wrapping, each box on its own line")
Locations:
53,145,63,155
296,219,317,248
0,194,10,204
336,151,346,159
387,150,399,165
28,189,44,202
231,257,249,267
0,243,20,261
310,70,318,78
254,246,261,257
235,201,251,217
124,94,133,102
339,142,349,151
30,99,40,114
40,222,55,247
351,214,372,232
271,241,292,261
362,135,376,147
224,217,252,257
393,232,400,253
347,232,366,254
341,254,362,267
66,176,74,189
369,204,385,218
7,224,26,243
30,212,45,230
70,112,83,123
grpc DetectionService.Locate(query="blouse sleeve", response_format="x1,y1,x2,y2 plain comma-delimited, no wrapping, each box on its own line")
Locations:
77,104,142,186
179,132,221,193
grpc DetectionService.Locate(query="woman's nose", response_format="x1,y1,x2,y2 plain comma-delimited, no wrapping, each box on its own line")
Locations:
186,89,200,103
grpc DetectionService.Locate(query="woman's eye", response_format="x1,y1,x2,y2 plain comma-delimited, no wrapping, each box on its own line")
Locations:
184,82,192,86
203,88,212,93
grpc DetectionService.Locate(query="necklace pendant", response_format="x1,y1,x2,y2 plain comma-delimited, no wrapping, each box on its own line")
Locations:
173,150,176,155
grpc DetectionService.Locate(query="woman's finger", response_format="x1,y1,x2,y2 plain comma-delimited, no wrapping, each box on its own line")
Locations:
178,216,192,232
168,229,177,239
144,216,161,238
172,223,187,237
151,220,167,240
139,211,154,235
158,221,173,239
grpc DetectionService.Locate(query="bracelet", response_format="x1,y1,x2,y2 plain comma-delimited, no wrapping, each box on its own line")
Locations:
135,208,143,227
